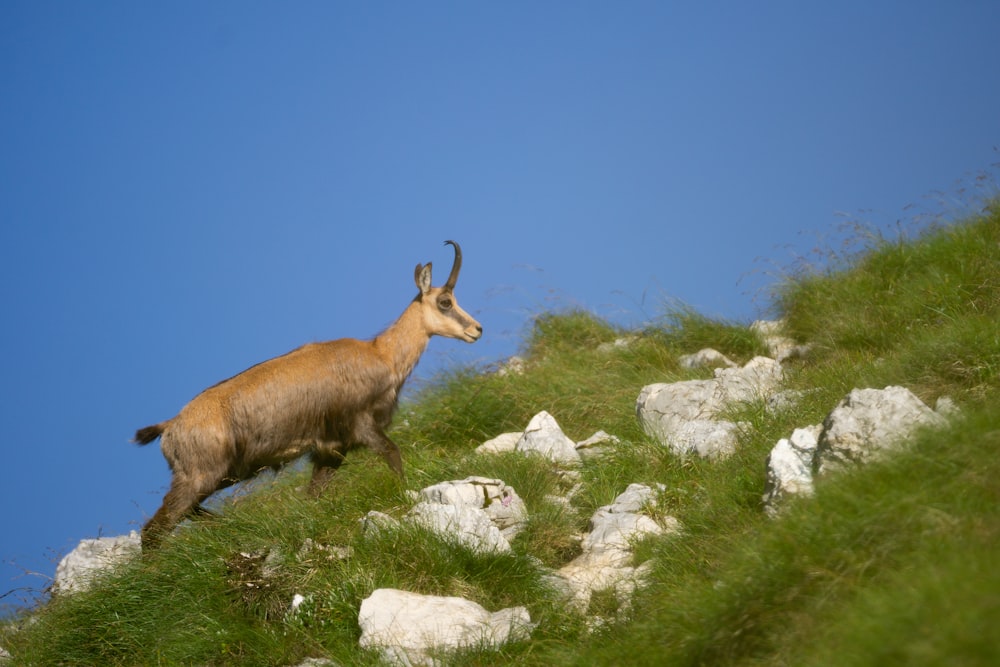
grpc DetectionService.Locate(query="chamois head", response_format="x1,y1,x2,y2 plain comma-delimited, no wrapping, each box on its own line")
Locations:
413,240,482,343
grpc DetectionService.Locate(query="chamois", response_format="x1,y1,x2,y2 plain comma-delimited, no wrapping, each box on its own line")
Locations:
134,240,482,549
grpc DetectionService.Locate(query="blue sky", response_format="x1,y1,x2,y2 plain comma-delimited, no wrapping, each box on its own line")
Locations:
2,2,998,611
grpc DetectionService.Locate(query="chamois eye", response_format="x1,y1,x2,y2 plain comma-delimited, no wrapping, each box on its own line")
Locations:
439,297,453,310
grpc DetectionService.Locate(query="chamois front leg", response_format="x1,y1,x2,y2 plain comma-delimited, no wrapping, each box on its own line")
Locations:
371,434,404,480
355,415,405,481
309,442,347,496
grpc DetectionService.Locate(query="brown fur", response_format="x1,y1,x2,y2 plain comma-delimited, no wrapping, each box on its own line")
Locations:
134,241,481,550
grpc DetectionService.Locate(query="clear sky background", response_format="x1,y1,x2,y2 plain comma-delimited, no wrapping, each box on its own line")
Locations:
2,2,998,612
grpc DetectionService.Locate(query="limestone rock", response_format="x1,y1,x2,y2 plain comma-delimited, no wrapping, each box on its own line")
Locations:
762,425,822,516
358,588,533,666
287,659,338,667
515,411,581,466
934,395,960,418
678,348,737,370
475,432,522,455
400,477,529,554
815,386,947,475
597,336,637,353
53,531,141,595
407,503,511,554
637,357,782,459
478,427,619,462
763,386,952,516
495,356,526,377
360,510,400,537
714,356,785,403
751,319,810,362
556,484,679,611
669,419,746,459
575,430,620,461
418,477,528,541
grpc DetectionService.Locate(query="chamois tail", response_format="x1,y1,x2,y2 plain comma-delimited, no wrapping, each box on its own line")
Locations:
134,423,166,445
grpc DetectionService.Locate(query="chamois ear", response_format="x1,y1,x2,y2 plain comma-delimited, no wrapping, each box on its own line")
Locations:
414,262,433,295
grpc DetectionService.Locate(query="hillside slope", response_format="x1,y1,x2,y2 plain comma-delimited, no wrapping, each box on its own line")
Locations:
3,203,998,665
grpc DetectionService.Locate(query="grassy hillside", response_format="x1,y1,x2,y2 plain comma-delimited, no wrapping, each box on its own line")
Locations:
3,202,999,665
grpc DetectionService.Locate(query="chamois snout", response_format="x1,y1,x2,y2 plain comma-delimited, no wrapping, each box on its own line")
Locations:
464,323,483,342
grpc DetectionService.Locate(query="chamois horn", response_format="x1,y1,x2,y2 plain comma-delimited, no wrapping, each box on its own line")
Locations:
444,240,462,290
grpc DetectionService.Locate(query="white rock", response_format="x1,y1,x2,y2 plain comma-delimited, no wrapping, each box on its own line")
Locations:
816,386,947,475
358,588,533,666
713,356,784,404
360,510,400,537
678,348,737,370
516,411,582,466
670,419,747,459
765,389,814,415
935,395,960,418
763,386,953,515
418,477,528,541
495,355,526,376
581,483,677,558
475,432,522,455
556,484,679,611
575,430,620,460
762,425,822,516
751,319,810,362
419,476,499,507
288,659,337,667
637,378,720,427
407,502,511,554
604,482,659,514
612,560,656,614
637,357,782,459
581,509,664,555
53,531,141,595
557,557,643,608
597,336,637,353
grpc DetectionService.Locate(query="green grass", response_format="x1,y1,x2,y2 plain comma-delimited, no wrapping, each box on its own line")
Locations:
4,202,999,665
